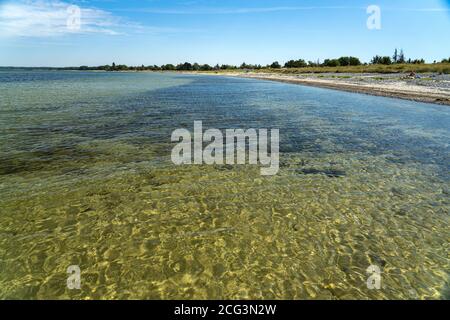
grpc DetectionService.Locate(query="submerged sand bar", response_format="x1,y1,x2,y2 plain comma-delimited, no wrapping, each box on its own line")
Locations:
214,72,450,106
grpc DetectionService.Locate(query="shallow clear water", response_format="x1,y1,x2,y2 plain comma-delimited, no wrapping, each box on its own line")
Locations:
0,70,448,299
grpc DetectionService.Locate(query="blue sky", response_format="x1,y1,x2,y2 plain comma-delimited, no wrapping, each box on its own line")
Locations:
0,0,449,67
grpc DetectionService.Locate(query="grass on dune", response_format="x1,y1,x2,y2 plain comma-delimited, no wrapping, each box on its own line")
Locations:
207,63,450,75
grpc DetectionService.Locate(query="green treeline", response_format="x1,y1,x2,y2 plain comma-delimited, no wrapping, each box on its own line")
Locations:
75,49,448,72
5,49,447,72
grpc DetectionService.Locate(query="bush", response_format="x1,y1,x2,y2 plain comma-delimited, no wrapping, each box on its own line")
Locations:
323,59,340,67
284,59,307,68
200,64,213,71
176,62,193,71
270,61,282,69
162,64,176,70
371,55,392,65
338,56,361,66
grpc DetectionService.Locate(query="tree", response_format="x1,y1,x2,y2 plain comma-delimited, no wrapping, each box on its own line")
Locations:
371,55,381,64
348,57,361,66
220,64,236,70
176,62,193,71
337,56,361,66
284,59,307,68
162,64,175,70
200,64,213,71
398,49,406,64
380,56,392,65
338,57,350,66
308,60,320,67
323,59,340,67
270,61,281,69
393,49,398,63
411,59,425,64
371,55,392,65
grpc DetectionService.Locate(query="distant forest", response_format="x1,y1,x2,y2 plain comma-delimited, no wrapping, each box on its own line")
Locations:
2,49,449,71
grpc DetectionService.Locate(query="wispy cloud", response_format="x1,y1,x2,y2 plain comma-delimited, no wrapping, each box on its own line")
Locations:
0,0,121,37
123,6,363,15
0,0,201,38
394,7,450,12
118,5,450,15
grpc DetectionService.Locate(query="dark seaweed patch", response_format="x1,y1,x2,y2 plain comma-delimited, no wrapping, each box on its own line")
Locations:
368,253,387,267
296,168,346,178
215,164,234,171
0,145,96,175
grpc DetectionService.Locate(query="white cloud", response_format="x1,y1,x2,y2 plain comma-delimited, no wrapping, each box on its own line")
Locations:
123,5,450,15
129,6,362,15
0,0,121,37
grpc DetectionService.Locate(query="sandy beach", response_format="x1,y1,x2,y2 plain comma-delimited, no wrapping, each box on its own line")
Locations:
215,72,450,106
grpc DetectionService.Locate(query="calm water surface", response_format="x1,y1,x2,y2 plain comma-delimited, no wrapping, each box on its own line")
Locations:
0,71,449,299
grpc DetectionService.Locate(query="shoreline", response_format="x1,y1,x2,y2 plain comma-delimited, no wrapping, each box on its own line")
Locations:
200,72,450,106
5,68,450,105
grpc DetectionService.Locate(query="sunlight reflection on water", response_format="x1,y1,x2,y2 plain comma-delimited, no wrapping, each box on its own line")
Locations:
0,71,448,299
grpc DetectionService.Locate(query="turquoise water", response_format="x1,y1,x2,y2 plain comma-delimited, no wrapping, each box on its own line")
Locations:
0,70,449,299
